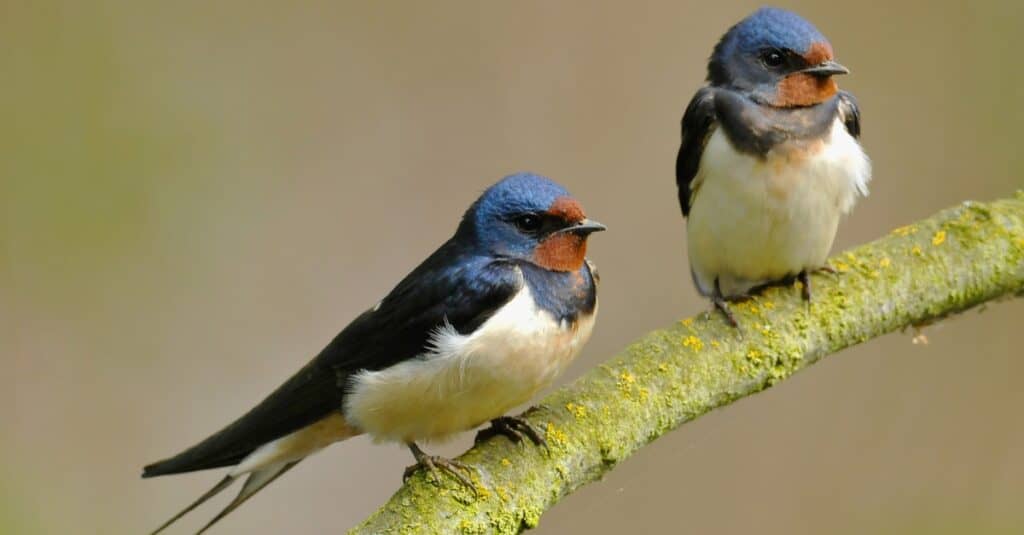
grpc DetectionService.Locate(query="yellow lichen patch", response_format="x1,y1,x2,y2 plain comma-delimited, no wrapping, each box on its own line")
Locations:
932,230,946,246
500,458,512,467
682,335,704,352
555,465,568,479
545,422,568,447
616,371,637,397
879,257,891,268
710,340,721,348
762,301,775,310
680,317,694,328
911,245,923,256
565,402,587,419
892,225,918,237
832,260,850,272
495,486,511,502
735,300,761,315
657,362,670,373
845,252,858,263
746,348,764,363
638,387,650,402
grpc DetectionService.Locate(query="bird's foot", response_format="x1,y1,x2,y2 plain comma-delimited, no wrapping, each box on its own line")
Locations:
797,270,812,301
712,277,739,327
403,443,476,493
711,296,739,327
475,416,546,447
816,264,838,275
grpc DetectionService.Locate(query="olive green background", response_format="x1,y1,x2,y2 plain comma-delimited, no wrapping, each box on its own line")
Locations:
2,1,1022,534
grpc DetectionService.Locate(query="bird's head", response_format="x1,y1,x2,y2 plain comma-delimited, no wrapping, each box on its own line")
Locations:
459,173,605,272
707,7,848,107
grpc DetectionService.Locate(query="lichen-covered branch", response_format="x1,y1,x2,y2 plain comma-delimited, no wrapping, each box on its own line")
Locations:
351,193,1024,534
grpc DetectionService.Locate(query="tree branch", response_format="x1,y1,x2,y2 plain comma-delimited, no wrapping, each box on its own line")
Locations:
351,193,1024,534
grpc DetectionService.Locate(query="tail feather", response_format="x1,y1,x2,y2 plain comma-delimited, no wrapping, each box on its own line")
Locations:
145,413,357,532
149,475,237,535
147,462,300,535
195,461,301,535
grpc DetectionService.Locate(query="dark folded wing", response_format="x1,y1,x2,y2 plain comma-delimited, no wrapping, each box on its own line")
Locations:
675,86,718,217
143,240,521,477
836,90,861,139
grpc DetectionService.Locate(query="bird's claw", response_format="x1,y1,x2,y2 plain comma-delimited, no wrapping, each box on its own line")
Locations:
404,443,477,494
712,297,739,327
403,456,476,492
476,416,547,447
712,277,740,328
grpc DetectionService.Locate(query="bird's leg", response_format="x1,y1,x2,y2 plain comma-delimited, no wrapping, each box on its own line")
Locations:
712,278,739,327
403,442,476,492
816,264,838,275
797,270,812,301
475,416,546,447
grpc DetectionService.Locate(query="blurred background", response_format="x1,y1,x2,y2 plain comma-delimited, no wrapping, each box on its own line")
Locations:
2,1,1022,533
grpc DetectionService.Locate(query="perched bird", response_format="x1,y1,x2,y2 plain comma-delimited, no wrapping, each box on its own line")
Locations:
143,173,605,533
675,7,871,325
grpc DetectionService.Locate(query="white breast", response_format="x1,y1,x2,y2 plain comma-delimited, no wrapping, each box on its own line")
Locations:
343,281,597,443
687,118,871,297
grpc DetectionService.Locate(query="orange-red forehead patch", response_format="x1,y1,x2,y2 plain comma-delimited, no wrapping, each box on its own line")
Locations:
803,41,834,65
546,196,586,223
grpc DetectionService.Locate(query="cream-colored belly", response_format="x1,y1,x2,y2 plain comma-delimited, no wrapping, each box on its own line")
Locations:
343,284,596,443
687,118,870,297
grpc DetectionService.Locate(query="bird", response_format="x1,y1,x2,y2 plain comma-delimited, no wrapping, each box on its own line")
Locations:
142,172,605,534
675,7,871,325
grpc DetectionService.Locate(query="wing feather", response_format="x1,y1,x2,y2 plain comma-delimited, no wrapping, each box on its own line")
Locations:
836,90,861,139
142,240,520,477
675,86,718,217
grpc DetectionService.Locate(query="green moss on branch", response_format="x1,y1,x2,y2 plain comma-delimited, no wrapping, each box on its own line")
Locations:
351,194,1024,534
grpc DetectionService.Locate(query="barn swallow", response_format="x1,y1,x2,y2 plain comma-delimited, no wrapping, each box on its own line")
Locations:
143,173,605,533
675,7,871,325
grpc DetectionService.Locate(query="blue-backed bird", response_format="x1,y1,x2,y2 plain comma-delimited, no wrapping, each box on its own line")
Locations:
143,173,605,533
676,7,871,325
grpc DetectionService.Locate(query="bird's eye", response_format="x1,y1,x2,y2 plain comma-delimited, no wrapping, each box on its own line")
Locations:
761,49,785,68
513,214,542,233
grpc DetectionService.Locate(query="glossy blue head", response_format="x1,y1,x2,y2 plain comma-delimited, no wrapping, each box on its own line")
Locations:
708,7,848,107
458,173,605,272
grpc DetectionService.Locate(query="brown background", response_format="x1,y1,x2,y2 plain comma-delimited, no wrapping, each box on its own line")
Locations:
2,1,1022,533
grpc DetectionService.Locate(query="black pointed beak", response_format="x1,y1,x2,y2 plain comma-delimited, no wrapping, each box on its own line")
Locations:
802,60,849,77
559,218,607,236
